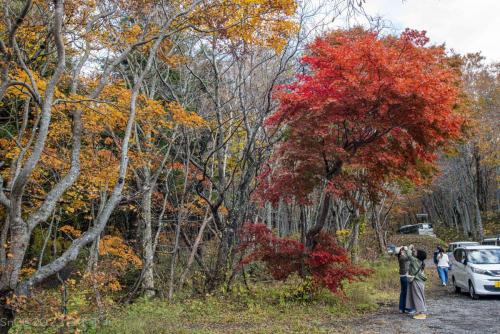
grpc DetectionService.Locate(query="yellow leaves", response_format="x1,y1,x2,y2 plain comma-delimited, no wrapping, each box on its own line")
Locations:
190,0,298,52
158,38,187,68
163,54,187,68
14,19,47,58
123,24,143,44
168,101,206,128
219,205,229,217
137,96,166,125
96,149,114,159
66,278,77,288
7,67,65,99
183,195,206,216
49,310,82,330
336,229,351,238
3,145,20,160
263,19,299,52
108,279,122,292
65,0,97,29
84,83,130,131
59,225,82,238
20,267,36,277
335,228,351,247
5,294,29,312
99,235,142,269
7,69,42,98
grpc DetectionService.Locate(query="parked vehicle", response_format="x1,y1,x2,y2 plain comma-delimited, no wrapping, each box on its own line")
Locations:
398,223,434,236
386,244,397,255
450,245,500,298
482,237,500,246
447,241,480,257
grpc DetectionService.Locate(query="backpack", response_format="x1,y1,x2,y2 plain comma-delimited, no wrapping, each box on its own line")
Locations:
433,250,439,265
416,249,427,262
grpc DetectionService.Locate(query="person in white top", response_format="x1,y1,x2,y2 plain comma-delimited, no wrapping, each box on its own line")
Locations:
436,246,450,286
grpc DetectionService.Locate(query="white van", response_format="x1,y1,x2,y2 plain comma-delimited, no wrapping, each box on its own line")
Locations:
482,237,500,246
450,245,500,298
447,241,480,258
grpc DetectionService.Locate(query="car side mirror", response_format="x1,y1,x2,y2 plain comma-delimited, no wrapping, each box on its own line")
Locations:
463,258,468,266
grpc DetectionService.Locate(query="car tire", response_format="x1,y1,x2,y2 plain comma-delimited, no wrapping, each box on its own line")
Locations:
469,281,479,300
452,276,461,293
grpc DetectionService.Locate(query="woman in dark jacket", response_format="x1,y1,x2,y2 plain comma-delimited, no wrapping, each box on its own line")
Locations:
397,246,410,313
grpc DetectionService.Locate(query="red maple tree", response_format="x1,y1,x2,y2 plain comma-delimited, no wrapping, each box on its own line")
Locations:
238,223,371,294
257,28,463,246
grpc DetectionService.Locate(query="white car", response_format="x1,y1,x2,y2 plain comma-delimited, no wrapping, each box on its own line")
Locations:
450,245,500,299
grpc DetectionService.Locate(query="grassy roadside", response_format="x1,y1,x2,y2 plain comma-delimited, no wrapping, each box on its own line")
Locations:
10,259,401,333
11,234,449,333
94,259,400,334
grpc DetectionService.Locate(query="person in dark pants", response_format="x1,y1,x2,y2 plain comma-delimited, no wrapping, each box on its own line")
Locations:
397,246,412,313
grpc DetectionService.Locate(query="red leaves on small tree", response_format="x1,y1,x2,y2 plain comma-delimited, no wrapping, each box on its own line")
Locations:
256,28,463,205
238,223,371,294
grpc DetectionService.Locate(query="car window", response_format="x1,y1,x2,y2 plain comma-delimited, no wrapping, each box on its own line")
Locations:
454,249,462,262
468,249,500,264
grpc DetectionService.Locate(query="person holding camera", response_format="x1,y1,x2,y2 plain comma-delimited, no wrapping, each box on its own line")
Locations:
396,246,412,314
405,245,427,320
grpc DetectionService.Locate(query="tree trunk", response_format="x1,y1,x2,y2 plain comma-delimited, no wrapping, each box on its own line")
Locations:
178,214,211,289
474,145,486,211
374,220,386,254
306,192,331,249
141,187,155,298
1,215,29,291
168,207,182,299
299,206,307,277
305,160,342,249
349,220,360,264
473,195,484,240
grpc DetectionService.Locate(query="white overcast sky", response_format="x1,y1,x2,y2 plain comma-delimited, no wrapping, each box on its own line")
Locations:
360,0,500,61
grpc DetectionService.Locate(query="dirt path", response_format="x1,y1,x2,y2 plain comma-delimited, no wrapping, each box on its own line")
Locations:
336,285,500,334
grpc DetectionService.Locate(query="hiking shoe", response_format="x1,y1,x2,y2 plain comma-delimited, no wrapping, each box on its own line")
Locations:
407,310,417,316
413,314,427,320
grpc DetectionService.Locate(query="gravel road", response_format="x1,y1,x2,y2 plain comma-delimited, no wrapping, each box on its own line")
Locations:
340,286,500,334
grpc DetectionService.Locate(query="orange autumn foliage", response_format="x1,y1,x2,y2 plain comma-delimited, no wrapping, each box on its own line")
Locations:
98,235,142,270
